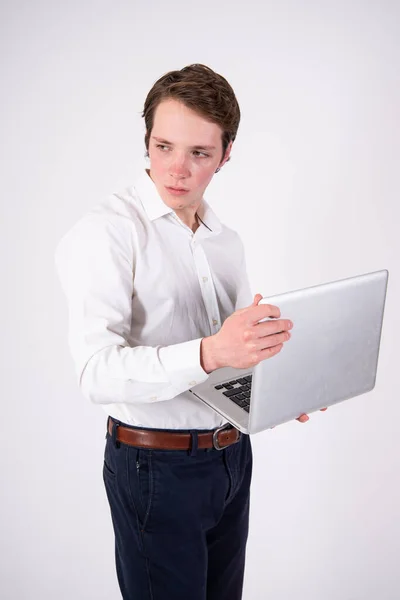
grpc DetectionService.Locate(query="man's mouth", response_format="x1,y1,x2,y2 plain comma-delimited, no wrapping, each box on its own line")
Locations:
165,186,190,195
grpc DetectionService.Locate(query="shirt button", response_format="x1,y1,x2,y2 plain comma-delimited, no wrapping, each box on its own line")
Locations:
150,396,157,401
189,381,197,387
212,319,218,326
202,276,208,283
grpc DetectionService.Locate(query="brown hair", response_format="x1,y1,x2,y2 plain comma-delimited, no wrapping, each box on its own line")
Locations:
142,64,240,161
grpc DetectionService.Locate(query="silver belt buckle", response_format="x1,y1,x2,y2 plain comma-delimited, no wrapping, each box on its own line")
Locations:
212,424,241,450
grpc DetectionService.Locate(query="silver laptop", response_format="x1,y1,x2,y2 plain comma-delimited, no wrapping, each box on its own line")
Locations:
189,270,388,434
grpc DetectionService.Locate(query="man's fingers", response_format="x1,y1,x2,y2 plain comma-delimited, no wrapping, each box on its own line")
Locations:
256,319,293,340
235,295,281,320
297,409,328,423
234,293,264,316
256,330,290,351
248,302,281,323
296,414,309,423
275,409,327,427
237,294,282,322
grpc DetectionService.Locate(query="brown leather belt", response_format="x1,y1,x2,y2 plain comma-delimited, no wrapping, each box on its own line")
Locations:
108,417,242,451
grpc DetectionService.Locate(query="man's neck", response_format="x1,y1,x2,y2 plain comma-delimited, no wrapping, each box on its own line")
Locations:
174,208,200,233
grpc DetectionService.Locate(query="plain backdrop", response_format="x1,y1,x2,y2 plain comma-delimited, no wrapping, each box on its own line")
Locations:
1,1,399,599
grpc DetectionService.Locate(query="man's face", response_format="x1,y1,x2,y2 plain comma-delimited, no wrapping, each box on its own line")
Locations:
148,98,231,211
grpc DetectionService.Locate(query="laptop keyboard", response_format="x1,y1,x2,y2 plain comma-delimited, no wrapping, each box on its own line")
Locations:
214,375,252,413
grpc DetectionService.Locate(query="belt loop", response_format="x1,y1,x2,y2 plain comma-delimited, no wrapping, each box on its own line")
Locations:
189,430,198,457
111,418,120,449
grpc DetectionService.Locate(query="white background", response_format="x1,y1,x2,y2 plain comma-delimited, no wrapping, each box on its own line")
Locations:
1,1,399,598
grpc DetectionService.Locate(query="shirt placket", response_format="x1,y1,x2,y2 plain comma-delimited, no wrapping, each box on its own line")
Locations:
169,213,222,335
191,238,222,335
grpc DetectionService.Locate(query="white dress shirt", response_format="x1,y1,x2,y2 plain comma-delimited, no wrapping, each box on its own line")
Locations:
55,170,252,430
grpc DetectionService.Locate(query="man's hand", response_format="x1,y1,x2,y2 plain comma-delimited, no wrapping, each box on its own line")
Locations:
200,292,330,427
201,293,292,373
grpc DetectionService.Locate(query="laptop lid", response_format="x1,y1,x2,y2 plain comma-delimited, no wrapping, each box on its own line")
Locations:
247,269,388,433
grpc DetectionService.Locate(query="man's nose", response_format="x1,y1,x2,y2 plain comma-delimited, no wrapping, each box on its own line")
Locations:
169,153,190,179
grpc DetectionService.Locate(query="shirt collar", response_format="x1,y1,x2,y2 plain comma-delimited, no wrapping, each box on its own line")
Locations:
133,170,222,235
134,170,173,221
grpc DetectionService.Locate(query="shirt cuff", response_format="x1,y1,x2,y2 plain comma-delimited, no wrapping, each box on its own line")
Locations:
158,338,209,394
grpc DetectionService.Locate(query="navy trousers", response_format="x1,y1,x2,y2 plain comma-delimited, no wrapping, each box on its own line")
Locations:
103,418,253,600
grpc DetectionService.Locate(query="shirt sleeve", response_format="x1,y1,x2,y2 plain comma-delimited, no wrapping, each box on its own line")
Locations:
54,214,209,405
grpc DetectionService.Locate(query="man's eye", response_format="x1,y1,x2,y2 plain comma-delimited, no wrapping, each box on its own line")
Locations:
193,151,209,158
156,144,170,152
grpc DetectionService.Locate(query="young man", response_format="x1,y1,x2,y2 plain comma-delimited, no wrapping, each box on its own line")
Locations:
55,64,308,600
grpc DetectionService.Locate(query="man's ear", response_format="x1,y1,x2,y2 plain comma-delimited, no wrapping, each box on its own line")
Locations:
219,141,233,169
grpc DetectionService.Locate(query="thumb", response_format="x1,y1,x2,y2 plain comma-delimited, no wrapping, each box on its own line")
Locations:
252,293,263,306
234,293,264,316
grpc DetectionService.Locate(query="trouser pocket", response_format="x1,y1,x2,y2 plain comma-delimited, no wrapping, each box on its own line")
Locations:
128,448,154,531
